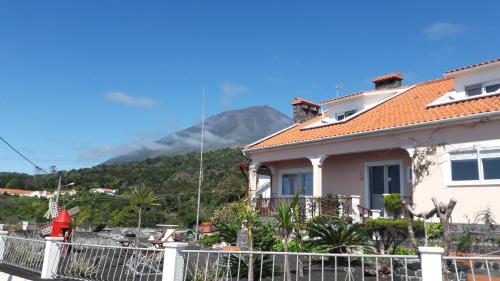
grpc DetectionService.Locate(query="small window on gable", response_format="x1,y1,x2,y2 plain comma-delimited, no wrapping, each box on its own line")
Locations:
465,84,483,97
485,83,500,94
336,109,357,121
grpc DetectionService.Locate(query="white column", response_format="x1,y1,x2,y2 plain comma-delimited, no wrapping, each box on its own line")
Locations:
248,161,260,200
419,247,444,281
163,242,188,281
308,155,326,197
0,231,8,262
41,236,64,279
350,195,361,223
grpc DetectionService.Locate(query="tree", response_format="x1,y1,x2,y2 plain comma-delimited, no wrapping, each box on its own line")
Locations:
130,185,160,245
273,194,300,281
240,199,259,281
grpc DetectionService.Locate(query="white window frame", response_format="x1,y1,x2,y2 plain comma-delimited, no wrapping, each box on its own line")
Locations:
446,146,500,187
278,168,313,198
465,78,500,97
335,109,357,121
363,160,405,208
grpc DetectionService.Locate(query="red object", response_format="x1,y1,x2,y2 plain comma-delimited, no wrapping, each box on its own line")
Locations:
198,222,214,233
50,209,73,241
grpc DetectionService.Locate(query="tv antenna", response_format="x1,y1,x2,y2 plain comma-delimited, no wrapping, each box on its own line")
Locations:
195,88,206,240
336,82,344,98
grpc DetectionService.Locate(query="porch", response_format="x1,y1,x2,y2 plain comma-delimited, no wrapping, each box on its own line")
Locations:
248,148,414,219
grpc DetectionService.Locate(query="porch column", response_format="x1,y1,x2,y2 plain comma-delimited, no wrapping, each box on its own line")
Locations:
308,155,326,197
248,161,260,200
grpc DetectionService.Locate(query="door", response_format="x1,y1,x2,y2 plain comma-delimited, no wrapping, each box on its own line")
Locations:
368,164,401,210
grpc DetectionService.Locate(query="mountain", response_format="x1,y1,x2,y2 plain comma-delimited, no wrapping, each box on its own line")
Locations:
105,105,292,164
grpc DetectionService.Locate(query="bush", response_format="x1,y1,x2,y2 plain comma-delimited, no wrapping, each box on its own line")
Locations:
272,240,300,252
199,234,222,247
457,234,473,253
383,193,404,218
392,245,417,255
426,223,442,239
365,218,425,254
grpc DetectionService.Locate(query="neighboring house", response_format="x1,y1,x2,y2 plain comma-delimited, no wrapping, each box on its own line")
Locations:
0,188,52,198
90,188,116,196
244,58,500,223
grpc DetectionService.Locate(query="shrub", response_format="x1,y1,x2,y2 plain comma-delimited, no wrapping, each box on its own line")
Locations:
426,223,442,239
383,193,404,218
272,240,300,252
457,234,473,253
365,218,425,254
392,245,417,255
199,234,222,247
307,220,374,254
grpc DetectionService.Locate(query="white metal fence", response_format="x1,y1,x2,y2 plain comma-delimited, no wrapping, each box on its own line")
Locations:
1,236,45,273
442,255,500,281
181,249,421,281
53,242,165,281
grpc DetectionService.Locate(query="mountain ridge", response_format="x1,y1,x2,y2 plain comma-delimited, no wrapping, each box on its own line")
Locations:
105,105,292,164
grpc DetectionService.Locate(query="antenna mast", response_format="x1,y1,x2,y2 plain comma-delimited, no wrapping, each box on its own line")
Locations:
195,88,206,240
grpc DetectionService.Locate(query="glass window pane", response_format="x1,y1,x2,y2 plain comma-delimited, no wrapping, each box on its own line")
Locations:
345,110,356,117
451,160,479,181
369,166,385,194
388,165,401,193
282,175,292,195
301,172,313,195
465,84,482,97
485,83,500,93
483,158,500,180
336,114,345,121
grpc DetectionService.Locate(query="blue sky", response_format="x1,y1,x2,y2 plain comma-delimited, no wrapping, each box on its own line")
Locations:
1,1,499,173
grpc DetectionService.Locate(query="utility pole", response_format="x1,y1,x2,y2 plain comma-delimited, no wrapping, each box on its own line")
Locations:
195,88,206,241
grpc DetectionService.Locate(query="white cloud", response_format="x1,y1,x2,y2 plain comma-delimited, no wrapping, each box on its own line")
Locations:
220,82,248,107
103,92,157,108
423,22,464,40
79,141,168,161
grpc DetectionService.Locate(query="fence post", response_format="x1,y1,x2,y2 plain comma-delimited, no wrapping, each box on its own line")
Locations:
419,247,444,281
163,242,188,281
41,236,63,279
350,195,361,223
371,209,381,219
0,231,8,263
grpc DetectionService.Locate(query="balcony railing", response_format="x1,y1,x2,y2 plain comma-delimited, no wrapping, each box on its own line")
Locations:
253,194,353,221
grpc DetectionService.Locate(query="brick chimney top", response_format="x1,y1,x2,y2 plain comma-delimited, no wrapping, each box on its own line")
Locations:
291,98,320,123
373,72,403,90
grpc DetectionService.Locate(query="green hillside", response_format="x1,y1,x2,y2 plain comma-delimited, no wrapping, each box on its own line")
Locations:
0,147,248,228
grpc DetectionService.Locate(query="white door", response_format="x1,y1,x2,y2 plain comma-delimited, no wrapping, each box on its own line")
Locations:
368,164,401,210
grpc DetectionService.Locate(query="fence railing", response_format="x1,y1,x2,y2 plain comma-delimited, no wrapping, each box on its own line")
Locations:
181,249,420,281
254,195,353,221
442,255,500,281
53,242,164,281
1,236,45,273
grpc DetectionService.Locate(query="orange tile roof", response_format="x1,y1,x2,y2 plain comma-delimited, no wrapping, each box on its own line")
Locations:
445,58,500,75
372,72,403,83
291,97,320,108
0,188,34,195
247,77,500,150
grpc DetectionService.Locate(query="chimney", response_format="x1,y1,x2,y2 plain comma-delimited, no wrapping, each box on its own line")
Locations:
291,98,321,123
372,72,403,90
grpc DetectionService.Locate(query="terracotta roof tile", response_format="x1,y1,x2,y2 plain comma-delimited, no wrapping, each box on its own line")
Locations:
291,97,320,108
445,58,500,74
372,72,403,83
247,78,500,150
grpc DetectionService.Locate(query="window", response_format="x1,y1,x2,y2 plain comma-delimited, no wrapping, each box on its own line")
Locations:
465,84,483,97
450,151,479,181
336,109,357,121
450,148,500,183
481,149,500,180
485,83,500,94
282,171,313,196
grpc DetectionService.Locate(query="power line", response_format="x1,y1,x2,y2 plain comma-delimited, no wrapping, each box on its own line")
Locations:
0,136,49,174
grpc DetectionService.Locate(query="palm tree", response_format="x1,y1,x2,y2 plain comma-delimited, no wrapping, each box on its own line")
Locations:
130,185,160,246
240,199,259,281
274,194,300,281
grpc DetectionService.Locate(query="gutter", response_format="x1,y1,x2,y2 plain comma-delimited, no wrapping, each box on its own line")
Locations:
242,123,299,156
243,110,500,154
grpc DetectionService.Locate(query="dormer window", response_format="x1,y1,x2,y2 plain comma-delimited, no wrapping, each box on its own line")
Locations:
465,83,482,97
465,80,500,97
336,109,356,121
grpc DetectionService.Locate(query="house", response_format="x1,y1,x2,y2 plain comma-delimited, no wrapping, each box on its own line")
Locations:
0,188,52,198
90,187,116,195
243,58,500,223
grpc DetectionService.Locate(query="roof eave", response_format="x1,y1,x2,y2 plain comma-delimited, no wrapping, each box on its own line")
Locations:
243,110,500,154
